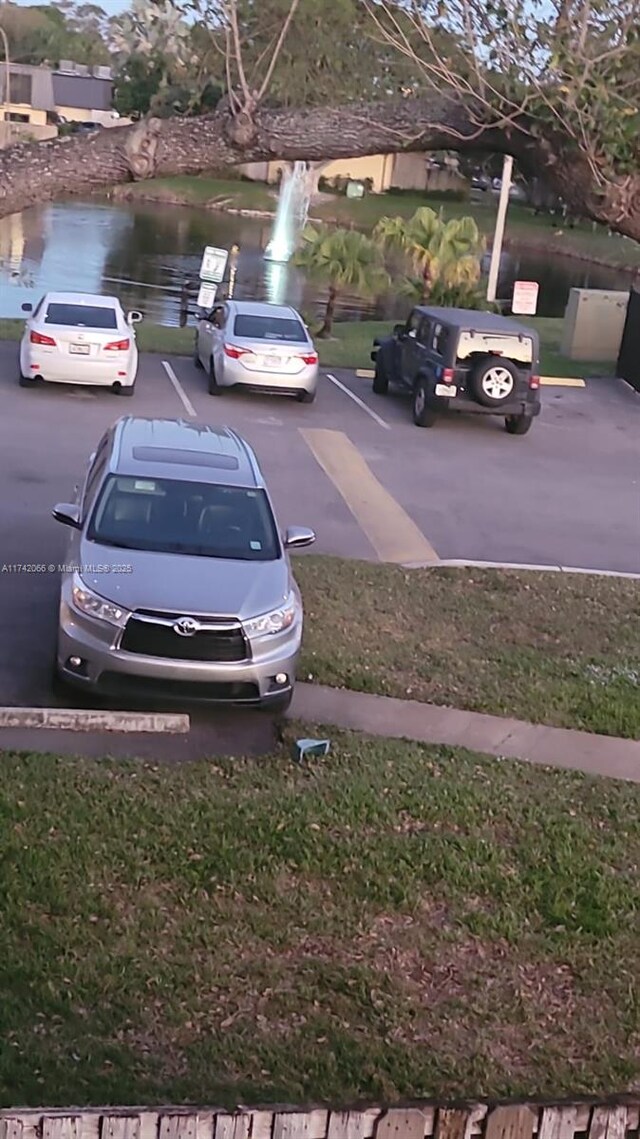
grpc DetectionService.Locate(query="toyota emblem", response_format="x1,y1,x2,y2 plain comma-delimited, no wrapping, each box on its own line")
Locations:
174,617,198,637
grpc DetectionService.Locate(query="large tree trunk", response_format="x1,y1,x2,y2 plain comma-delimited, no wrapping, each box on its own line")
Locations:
0,97,638,241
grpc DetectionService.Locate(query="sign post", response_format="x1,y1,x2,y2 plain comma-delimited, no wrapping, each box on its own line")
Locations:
486,153,513,303
512,280,539,316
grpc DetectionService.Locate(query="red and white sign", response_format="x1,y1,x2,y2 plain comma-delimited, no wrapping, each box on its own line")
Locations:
512,280,539,316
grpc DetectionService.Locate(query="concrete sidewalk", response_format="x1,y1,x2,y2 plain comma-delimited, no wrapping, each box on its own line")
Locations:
290,683,640,783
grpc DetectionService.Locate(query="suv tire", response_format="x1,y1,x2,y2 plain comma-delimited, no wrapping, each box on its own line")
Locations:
505,413,533,435
297,388,316,404
413,378,437,427
372,357,389,395
471,357,519,407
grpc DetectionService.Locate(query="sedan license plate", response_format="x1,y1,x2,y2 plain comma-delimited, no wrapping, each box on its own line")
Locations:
265,355,280,368
435,382,456,397
70,344,90,355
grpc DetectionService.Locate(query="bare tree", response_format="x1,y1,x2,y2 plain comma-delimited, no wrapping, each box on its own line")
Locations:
363,0,640,226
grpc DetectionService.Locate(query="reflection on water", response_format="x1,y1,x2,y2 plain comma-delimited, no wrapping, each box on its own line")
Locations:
0,198,633,326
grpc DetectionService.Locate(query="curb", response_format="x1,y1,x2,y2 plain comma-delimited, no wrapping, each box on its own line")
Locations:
402,558,640,578
0,709,190,733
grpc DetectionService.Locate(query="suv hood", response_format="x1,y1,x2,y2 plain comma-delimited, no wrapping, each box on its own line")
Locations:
78,540,291,618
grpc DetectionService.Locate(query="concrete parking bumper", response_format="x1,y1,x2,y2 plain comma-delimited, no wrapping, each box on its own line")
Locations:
0,708,189,732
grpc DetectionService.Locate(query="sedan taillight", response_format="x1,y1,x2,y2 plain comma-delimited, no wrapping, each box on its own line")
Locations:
30,330,56,346
223,343,248,359
104,339,130,351
297,352,318,365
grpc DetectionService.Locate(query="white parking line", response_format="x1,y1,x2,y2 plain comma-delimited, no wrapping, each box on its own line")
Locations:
325,372,390,430
162,360,197,417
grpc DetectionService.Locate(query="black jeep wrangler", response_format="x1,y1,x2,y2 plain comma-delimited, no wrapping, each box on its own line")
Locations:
371,306,542,435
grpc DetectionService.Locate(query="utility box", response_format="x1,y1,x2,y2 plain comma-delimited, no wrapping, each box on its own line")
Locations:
561,288,629,361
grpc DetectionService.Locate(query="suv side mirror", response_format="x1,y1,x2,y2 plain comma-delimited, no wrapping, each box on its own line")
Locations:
127,310,143,324
284,526,316,549
21,302,33,313
393,322,405,336
52,503,81,529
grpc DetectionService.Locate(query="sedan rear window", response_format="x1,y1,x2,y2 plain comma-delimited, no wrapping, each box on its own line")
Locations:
44,304,118,329
234,314,306,342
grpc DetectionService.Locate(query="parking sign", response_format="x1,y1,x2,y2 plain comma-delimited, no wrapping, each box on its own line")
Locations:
512,280,539,315
199,246,228,283
196,283,217,309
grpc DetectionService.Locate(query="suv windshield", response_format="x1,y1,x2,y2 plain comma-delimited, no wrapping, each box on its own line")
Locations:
88,475,280,561
45,304,118,329
234,314,305,342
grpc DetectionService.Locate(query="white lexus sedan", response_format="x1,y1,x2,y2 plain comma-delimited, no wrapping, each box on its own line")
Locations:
19,292,143,395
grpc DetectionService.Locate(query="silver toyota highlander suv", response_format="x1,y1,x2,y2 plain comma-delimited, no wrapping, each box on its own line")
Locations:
52,416,316,711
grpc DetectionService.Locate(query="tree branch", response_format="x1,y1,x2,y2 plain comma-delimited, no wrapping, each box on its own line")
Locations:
256,0,302,102
0,94,638,240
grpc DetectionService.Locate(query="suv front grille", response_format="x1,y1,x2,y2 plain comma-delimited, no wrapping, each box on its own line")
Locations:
120,613,249,662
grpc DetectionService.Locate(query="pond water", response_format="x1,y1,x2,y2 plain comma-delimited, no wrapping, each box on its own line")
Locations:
0,198,633,326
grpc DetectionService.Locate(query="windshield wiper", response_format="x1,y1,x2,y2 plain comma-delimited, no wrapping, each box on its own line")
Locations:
96,538,138,550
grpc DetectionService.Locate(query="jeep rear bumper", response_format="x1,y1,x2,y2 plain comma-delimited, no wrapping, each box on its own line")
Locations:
429,393,541,417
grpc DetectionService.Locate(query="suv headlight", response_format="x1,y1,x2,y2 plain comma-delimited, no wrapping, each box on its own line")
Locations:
71,573,129,627
243,592,299,638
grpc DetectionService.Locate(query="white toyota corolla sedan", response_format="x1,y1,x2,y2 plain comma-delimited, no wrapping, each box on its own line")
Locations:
18,292,143,395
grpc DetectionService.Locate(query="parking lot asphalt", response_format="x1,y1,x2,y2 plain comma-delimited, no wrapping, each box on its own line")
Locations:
0,338,638,731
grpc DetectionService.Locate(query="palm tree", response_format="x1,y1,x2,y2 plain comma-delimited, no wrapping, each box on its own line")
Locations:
374,207,485,302
294,225,389,337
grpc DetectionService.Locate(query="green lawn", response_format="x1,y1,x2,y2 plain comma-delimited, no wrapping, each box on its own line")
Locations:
114,173,276,212
295,558,640,739
0,728,638,1107
0,315,611,378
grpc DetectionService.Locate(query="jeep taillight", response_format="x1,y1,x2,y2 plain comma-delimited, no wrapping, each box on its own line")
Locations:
529,374,540,389
442,368,455,383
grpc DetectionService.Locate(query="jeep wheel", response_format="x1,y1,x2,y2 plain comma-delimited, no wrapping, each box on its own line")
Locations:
372,357,389,395
471,357,518,407
505,413,533,435
413,379,437,428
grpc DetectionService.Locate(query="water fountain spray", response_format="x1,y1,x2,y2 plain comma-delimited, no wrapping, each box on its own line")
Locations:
264,161,312,263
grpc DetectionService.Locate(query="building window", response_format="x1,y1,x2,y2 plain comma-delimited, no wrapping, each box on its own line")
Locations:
0,72,33,105
4,112,30,123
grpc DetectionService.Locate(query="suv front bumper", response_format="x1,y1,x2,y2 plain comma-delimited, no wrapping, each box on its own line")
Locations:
56,599,302,706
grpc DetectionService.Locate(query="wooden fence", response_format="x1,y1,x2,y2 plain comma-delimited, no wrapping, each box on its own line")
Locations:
1,1101,638,1139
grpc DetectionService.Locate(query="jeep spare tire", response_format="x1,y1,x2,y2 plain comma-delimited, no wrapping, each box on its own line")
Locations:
470,357,518,407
